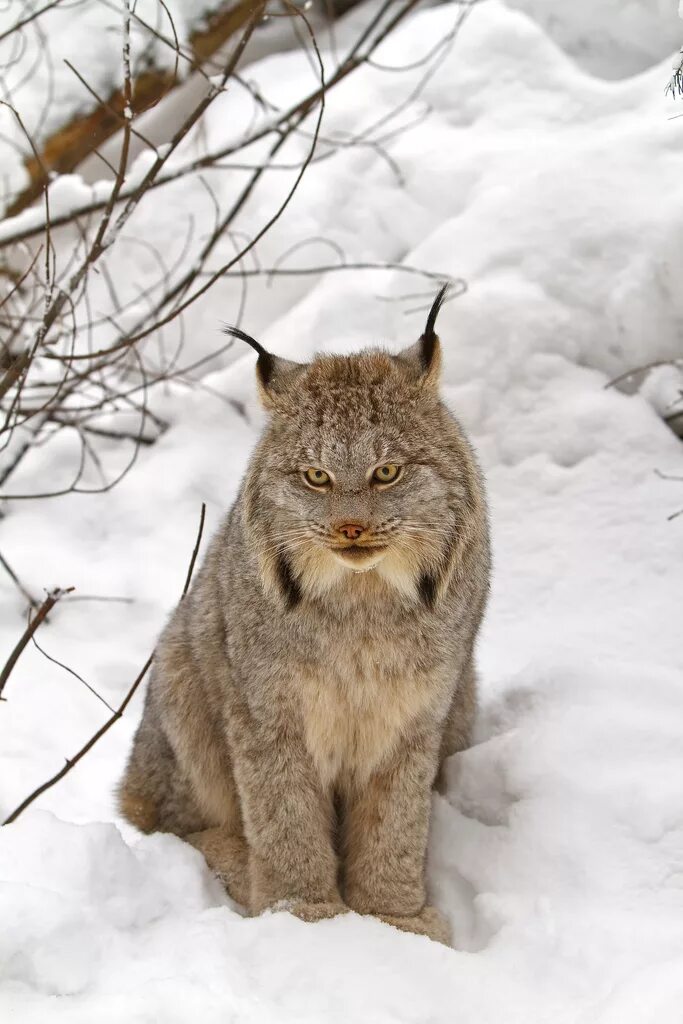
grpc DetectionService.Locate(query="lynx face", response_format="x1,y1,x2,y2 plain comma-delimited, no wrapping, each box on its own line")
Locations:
235,293,479,606
262,383,459,586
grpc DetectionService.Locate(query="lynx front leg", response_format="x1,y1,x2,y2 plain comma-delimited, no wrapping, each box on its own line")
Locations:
343,737,450,944
228,713,343,920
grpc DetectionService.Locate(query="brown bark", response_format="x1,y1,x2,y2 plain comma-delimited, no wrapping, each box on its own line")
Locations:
5,0,262,218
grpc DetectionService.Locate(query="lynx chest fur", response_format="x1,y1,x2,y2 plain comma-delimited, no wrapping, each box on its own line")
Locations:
295,625,441,789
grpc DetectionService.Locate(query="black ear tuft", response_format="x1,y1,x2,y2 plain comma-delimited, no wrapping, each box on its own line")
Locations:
223,324,274,386
420,283,449,371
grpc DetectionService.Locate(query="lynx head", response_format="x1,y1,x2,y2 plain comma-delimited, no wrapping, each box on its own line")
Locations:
227,287,484,609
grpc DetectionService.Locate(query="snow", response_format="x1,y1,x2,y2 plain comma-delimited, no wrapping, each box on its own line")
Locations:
2,1,683,1021
506,0,682,78
2,0,681,214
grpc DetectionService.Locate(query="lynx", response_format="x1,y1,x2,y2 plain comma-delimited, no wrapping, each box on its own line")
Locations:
118,287,490,944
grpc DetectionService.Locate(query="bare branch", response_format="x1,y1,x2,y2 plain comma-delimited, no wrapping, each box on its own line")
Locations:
0,549,40,610
30,630,115,713
0,586,74,702
0,0,473,508
604,359,683,391
183,502,207,596
2,501,207,825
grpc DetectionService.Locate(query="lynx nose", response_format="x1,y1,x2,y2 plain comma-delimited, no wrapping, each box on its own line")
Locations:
337,522,365,541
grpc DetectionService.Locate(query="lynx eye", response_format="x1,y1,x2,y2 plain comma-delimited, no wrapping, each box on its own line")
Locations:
372,464,402,485
303,467,331,488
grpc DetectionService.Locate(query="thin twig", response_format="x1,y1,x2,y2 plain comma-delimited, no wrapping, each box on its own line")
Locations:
604,359,683,391
0,549,40,610
183,502,206,596
30,630,115,713
2,503,207,825
0,586,74,701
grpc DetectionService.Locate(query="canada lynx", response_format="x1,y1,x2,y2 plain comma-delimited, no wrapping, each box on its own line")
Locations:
119,287,490,944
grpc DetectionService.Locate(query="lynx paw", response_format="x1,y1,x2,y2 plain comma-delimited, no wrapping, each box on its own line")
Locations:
272,899,349,924
378,905,451,946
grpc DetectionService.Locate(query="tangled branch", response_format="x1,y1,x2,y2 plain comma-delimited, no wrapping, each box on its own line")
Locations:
0,0,477,506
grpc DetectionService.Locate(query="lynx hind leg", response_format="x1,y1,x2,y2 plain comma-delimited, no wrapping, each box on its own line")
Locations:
380,905,451,946
118,697,205,837
186,828,251,908
119,695,251,906
436,659,477,793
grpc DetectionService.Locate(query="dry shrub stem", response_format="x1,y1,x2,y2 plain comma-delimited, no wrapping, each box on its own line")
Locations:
2,502,206,826
0,586,74,701
0,548,40,609
0,0,467,504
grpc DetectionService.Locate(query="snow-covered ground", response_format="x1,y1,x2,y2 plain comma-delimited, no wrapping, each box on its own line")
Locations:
2,2,683,1020
506,0,682,78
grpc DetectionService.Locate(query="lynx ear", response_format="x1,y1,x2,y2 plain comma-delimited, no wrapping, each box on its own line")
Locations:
223,324,304,408
395,283,448,388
